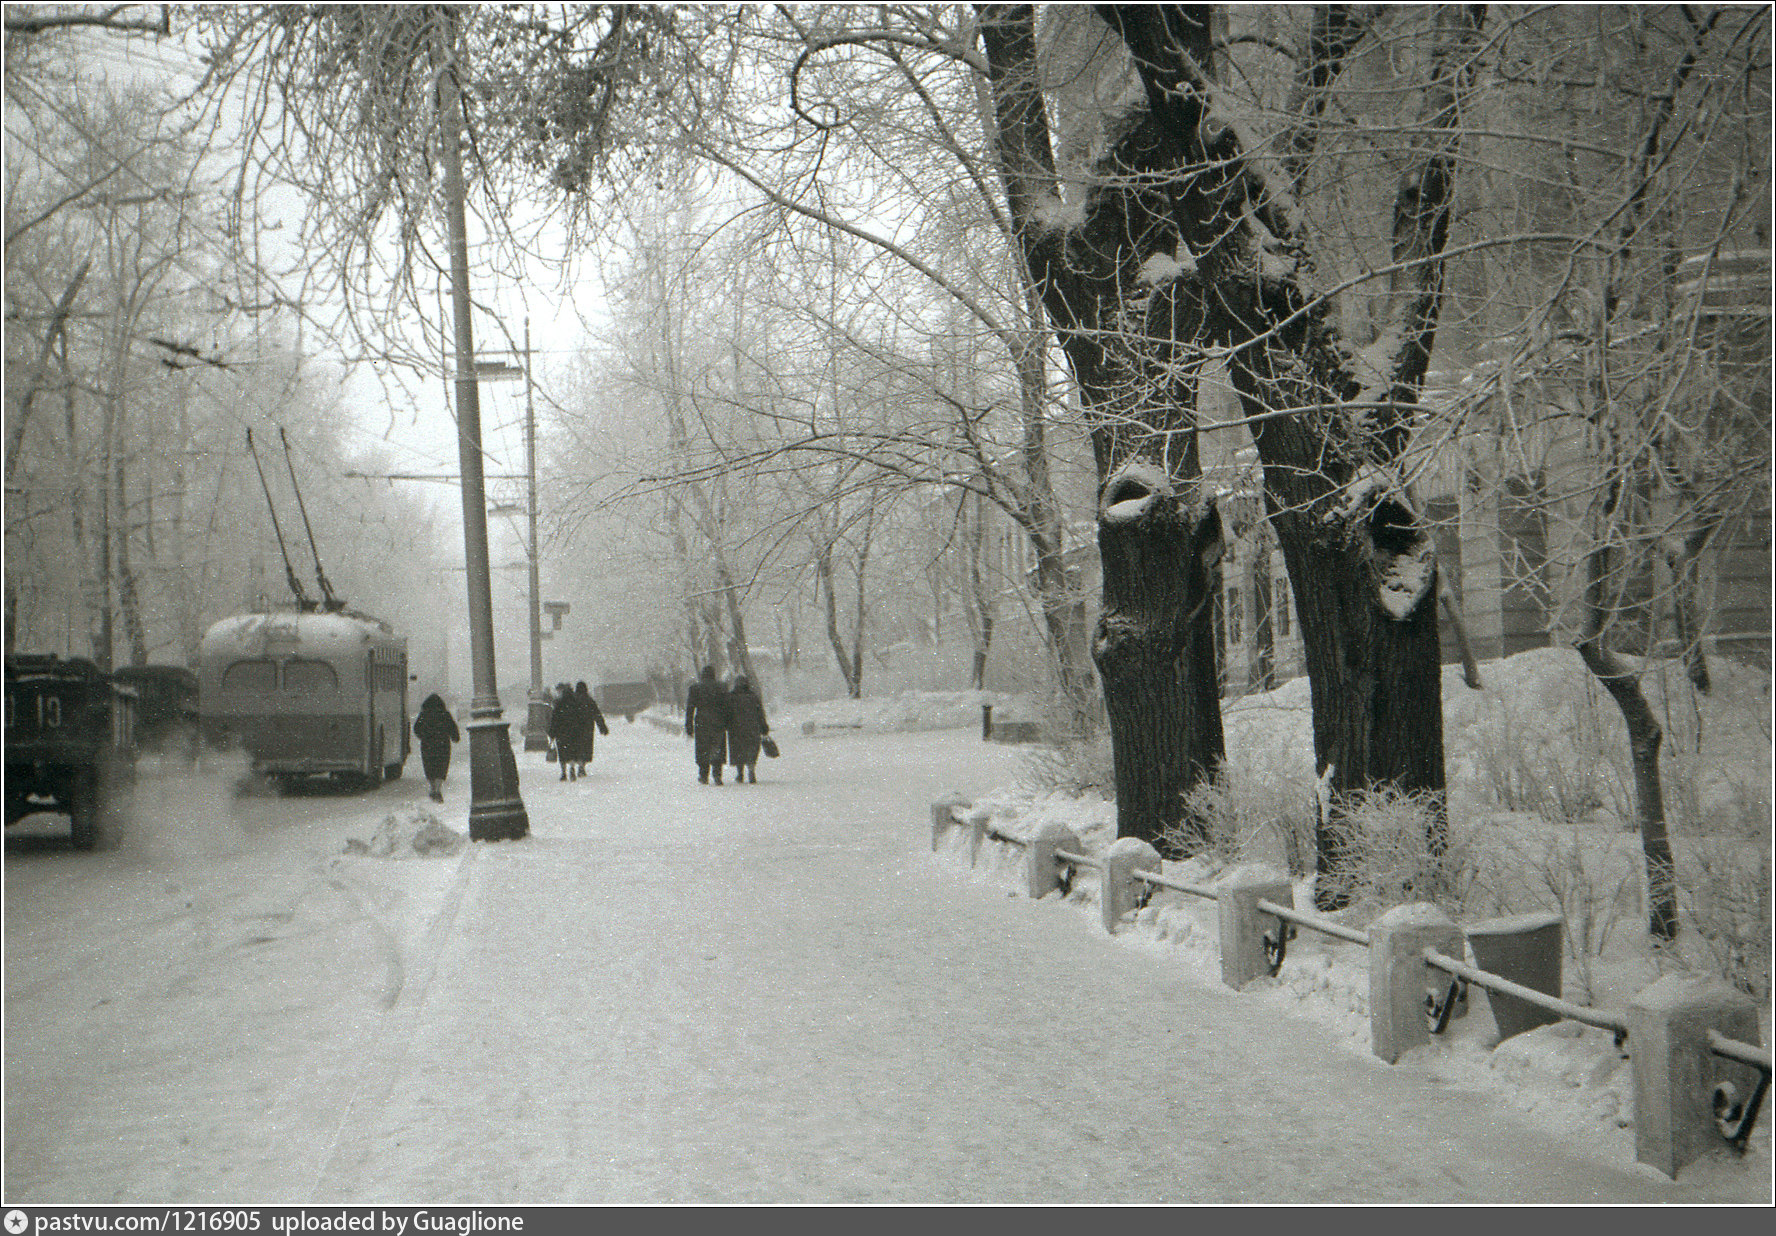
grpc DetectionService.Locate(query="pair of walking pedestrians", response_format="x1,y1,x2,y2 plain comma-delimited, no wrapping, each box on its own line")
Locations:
548,681,610,781
683,666,772,785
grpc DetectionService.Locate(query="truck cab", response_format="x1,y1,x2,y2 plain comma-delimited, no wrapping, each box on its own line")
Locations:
5,653,137,849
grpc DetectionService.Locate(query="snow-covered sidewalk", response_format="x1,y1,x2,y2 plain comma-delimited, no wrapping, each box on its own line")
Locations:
308,731,1731,1203
6,723,1764,1203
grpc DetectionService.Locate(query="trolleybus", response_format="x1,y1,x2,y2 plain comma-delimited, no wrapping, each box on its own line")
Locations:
198,608,409,789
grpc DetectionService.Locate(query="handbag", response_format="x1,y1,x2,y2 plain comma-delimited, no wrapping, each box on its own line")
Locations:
761,735,780,759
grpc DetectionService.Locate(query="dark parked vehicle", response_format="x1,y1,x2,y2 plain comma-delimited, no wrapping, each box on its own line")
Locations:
5,653,137,849
595,677,655,723
109,664,199,754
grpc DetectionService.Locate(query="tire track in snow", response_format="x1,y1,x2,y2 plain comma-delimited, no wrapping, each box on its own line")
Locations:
308,844,480,1201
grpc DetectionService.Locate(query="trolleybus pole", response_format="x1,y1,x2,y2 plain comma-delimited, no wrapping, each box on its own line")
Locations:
522,318,551,753
439,18,527,841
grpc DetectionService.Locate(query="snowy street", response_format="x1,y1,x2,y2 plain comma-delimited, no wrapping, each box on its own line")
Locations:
1,722,1743,1203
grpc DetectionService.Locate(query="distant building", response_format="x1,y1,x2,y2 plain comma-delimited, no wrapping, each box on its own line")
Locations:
950,251,1769,699
1206,248,1771,695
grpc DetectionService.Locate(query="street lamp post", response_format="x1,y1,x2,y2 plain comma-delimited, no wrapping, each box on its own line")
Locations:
522,319,551,752
470,341,547,753
438,17,526,842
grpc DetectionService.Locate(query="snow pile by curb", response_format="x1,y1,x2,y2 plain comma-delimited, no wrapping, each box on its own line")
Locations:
342,804,467,859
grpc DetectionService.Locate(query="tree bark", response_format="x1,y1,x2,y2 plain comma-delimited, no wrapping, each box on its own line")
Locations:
981,5,1476,870
816,540,861,698
962,489,994,689
1098,3,1478,903
979,3,1226,852
1567,10,1724,941
1577,636,1678,940
4,258,90,488
116,453,148,666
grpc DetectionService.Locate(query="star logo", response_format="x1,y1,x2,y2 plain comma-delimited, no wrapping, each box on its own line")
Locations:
4,1210,28,1235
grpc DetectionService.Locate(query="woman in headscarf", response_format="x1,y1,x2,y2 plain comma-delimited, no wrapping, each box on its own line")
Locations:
547,682,575,779
724,675,770,785
564,681,609,779
411,693,460,803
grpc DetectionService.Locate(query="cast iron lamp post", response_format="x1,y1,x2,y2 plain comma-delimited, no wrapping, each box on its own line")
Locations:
437,12,527,841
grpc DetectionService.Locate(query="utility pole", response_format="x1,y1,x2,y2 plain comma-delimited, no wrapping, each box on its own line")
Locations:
437,9,527,841
523,317,550,752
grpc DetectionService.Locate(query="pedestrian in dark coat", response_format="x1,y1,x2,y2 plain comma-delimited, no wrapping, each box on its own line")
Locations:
725,676,770,785
547,682,576,780
684,665,729,784
412,693,460,803
564,681,609,779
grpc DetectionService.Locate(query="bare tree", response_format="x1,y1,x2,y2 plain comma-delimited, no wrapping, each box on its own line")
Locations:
971,5,1482,878
1457,5,1770,938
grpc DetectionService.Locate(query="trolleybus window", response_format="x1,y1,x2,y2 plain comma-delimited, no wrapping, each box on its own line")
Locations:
283,660,339,695
222,660,278,693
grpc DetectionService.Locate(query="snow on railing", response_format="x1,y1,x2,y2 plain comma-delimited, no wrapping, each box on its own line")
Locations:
929,795,1771,1180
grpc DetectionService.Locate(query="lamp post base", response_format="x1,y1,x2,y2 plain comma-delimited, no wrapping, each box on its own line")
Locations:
465,715,529,841
523,695,553,752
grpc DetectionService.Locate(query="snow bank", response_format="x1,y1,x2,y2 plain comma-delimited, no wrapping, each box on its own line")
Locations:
791,690,1028,736
342,805,467,860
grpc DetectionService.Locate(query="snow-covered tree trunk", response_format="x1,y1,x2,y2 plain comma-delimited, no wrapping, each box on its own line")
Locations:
982,3,1477,880
1114,4,1478,902
980,3,1226,853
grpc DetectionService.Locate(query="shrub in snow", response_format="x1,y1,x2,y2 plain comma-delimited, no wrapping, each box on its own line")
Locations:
1170,768,1317,874
1671,828,1772,1002
1311,785,1477,922
1017,734,1115,797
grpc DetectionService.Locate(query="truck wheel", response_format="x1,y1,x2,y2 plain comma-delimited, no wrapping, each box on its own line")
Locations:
384,761,403,782
68,769,102,850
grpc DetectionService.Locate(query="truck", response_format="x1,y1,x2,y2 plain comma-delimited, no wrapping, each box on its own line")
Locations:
5,653,138,849
594,674,655,723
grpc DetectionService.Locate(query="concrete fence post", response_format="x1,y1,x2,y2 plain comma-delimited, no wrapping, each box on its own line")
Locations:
930,793,969,852
1101,837,1162,935
1626,974,1763,1179
1216,866,1294,990
1369,903,1465,1063
1027,822,1082,900
1465,912,1564,1042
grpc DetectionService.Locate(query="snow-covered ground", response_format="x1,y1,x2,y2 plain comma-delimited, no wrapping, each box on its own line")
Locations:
3,647,1768,1202
917,647,1772,1196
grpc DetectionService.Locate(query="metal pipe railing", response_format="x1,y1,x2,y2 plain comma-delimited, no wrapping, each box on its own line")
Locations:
1257,897,1371,947
1054,847,1100,870
1422,947,1629,1036
1706,1029,1772,1152
1133,868,1217,901
936,801,1771,1172
1708,1029,1774,1074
